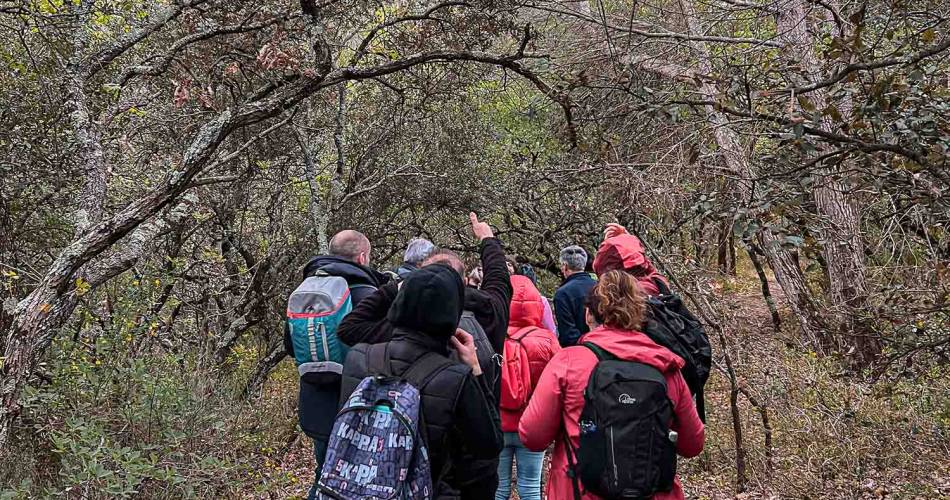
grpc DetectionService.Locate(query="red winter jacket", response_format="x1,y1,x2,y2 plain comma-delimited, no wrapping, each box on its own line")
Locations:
518,325,705,500
501,275,561,433
592,234,667,296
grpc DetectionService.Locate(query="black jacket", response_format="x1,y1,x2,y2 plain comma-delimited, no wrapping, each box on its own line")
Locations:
284,255,389,438
340,266,502,499
553,271,597,347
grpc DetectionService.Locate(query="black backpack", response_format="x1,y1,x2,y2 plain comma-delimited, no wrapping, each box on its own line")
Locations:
565,342,677,499
644,278,712,422
456,310,501,398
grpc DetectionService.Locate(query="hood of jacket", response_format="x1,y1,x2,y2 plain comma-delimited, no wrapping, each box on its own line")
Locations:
579,325,685,374
593,234,661,280
508,275,544,331
304,255,386,287
388,263,464,340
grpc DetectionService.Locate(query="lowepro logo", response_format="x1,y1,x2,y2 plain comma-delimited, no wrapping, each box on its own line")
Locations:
618,394,637,404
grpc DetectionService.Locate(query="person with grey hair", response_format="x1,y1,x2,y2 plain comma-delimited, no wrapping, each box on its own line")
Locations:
552,245,596,347
394,237,435,278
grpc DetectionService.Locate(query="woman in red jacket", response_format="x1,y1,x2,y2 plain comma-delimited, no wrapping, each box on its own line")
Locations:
497,275,561,500
518,271,704,500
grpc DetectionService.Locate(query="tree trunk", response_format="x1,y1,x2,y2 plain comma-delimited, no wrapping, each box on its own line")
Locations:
718,218,735,275
776,0,879,364
678,0,827,343
243,340,287,398
748,244,782,331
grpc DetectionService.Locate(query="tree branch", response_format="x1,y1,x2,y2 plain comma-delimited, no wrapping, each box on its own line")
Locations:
781,37,950,95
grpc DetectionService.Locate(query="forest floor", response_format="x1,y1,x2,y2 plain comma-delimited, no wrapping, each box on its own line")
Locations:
259,269,950,500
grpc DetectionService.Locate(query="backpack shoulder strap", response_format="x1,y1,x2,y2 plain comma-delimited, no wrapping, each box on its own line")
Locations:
653,277,671,296
581,341,617,361
509,326,539,342
367,343,391,377
403,352,454,391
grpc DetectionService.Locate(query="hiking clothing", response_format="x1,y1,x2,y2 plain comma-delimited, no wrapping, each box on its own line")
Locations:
336,238,512,497
518,325,705,500
301,255,389,304
285,253,389,500
501,275,560,433
306,437,330,500
337,237,512,352
395,261,417,279
541,296,557,332
340,265,502,499
284,255,388,440
592,234,668,296
553,272,596,347
495,432,544,500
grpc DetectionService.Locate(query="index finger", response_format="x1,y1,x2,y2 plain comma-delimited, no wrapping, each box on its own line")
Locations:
469,212,478,225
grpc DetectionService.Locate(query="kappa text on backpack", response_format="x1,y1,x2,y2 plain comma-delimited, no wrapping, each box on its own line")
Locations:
317,344,451,500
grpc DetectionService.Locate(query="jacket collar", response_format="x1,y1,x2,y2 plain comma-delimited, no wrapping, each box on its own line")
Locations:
306,255,384,287
562,271,594,285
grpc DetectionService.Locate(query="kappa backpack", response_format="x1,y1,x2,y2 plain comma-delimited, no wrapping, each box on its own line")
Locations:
500,327,537,411
286,272,352,379
317,344,451,500
566,342,677,500
643,278,712,422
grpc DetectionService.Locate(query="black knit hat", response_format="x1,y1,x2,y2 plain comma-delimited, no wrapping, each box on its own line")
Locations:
387,263,464,339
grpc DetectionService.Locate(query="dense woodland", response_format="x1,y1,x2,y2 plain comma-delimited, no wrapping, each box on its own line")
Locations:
0,0,947,497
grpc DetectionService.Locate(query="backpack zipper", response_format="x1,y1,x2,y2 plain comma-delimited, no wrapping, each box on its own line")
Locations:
609,426,618,487
307,318,319,361
319,322,330,360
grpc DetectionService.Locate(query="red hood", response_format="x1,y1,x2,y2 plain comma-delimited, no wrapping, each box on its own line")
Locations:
508,275,544,330
593,234,658,278
579,325,684,373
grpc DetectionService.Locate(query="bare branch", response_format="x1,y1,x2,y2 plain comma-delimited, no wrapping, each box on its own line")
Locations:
781,36,950,95
82,1,203,78
350,1,470,65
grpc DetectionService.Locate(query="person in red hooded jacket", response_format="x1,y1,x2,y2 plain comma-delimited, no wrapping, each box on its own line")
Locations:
496,275,560,500
518,270,704,500
593,223,668,296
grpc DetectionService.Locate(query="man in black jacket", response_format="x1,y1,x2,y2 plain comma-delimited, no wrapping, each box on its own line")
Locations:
283,229,390,500
336,213,512,499
340,264,503,498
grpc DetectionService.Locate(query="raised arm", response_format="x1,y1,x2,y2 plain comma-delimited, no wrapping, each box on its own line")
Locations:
468,212,512,352
336,281,398,346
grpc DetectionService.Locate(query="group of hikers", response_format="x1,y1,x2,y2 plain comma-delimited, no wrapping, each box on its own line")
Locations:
284,213,711,500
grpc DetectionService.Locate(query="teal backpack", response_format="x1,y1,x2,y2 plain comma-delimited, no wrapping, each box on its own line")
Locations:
287,273,352,377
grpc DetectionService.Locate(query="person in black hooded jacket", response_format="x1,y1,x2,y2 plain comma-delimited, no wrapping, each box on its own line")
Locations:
340,264,503,499
282,230,390,500
337,213,512,499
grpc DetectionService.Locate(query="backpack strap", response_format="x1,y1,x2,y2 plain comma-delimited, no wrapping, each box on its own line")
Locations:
563,427,583,500
653,276,671,296
508,326,539,342
581,341,617,361
366,343,392,377
402,352,454,391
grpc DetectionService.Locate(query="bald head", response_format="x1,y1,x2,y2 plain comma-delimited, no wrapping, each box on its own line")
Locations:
421,249,465,277
329,230,371,266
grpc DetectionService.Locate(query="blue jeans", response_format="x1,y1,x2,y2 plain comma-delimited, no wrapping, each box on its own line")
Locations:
495,432,544,500
306,436,329,500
